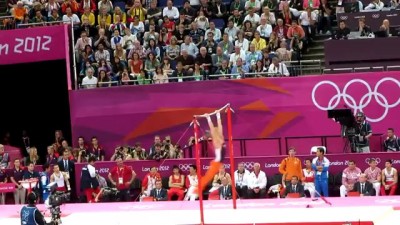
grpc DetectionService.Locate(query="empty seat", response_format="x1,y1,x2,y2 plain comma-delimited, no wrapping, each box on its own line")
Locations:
211,19,225,30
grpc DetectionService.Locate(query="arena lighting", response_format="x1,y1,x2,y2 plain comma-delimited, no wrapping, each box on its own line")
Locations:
193,103,235,225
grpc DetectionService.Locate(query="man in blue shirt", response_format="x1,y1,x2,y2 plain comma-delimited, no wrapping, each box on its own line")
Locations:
312,147,330,197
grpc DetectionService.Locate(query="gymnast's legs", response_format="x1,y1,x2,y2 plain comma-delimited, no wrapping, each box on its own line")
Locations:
197,111,226,193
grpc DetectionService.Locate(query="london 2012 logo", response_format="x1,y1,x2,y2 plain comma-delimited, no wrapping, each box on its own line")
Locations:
311,77,400,122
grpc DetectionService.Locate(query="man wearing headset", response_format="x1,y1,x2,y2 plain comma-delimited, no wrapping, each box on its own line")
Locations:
354,112,372,153
20,192,53,225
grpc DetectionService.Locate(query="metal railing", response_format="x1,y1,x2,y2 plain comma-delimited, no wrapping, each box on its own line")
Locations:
0,16,15,30
323,66,392,74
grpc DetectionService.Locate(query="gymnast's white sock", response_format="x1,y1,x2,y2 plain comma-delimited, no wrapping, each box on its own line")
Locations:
215,148,221,162
216,112,221,120
207,115,212,123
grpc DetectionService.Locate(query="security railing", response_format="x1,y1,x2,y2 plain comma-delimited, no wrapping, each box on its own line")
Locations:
323,66,398,74
0,16,15,30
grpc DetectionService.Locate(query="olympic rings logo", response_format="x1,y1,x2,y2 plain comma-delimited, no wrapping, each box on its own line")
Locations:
372,14,380,18
311,77,400,122
340,16,348,20
242,162,256,170
179,164,191,171
365,158,381,164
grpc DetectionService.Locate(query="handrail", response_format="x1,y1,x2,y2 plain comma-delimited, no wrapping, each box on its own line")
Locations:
17,21,64,27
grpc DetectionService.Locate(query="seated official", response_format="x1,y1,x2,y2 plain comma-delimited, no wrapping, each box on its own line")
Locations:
340,160,362,197
185,165,199,201
333,20,350,40
208,164,232,199
358,18,372,37
150,180,168,201
20,192,53,225
352,173,375,196
383,128,400,152
247,163,267,199
218,177,233,200
284,176,305,198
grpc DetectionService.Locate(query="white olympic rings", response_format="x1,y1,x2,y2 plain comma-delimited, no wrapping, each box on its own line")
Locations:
242,162,256,170
311,77,400,122
179,164,191,171
365,157,381,164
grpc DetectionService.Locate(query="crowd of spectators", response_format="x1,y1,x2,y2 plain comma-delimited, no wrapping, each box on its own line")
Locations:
4,0,342,88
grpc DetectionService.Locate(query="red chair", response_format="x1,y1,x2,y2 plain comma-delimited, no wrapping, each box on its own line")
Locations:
286,193,300,198
347,191,360,197
141,196,155,202
208,195,220,200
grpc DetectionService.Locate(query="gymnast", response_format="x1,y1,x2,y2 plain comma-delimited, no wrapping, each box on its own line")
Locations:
197,110,226,193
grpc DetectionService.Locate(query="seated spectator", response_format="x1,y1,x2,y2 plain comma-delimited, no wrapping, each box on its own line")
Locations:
217,33,234,55
97,7,112,30
175,24,189,45
45,145,58,165
189,22,205,48
257,17,273,40
163,0,180,21
0,145,10,169
143,24,160,48
215,60,231,79
110,15,127,36
196,47,213,76
11,1,28,23
352,173,375,196
98,0,113,14
381,160,398,196
340,160,361,197
226,20,240,42
303,0,320,10
97,70,111,87
229,9,244,29
212,47,229,73
194,10,209,31
24,147,40,166
146,0,162,25
261,6,276,25
230,0,245,15
267,32,279,52
181,36,199,58
45,0,60,18
268,57,290,76
81,6,95,27
252,31,267,52
212,0,227,19
48,9,62,23
384,128,400,152
364,0,384,10
287,20,305,40
299,7,317,42
284,176,305,198
202,31,217,55
153,66,169,84
246,43,263,69
130,52,143,76
247,163,267,199
235,30,250,53
120,68,135,85
61,0,79,14
78,0,96,15
231,58,249,79
274,19,289,41
208,164,232,199
130,16,145,38
185,165,199,201
172,61,188,82
276,41,292,61
113,6,126,24
82,67,98,89
167,165,185,201
229,45,247,67
165,36,181,61
62,7,81,28
150,180,168,201
31,9,47,23
177,50,195,74
127,0,146,24
234,162,250,199
180,1,196,22
278,4,294,27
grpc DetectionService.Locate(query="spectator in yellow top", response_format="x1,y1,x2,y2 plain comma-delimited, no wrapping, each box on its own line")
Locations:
279,147,303,188
81,6,95,26
251,31,267,52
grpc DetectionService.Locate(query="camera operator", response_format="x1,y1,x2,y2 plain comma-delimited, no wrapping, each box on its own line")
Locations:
21,192,53,225
147,143,167,161
131,142,148,160
354,112,372,153
384,128,400,152
110,146,131,161
108,157,136,201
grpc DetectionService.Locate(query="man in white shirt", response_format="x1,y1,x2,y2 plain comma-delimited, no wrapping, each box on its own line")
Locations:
243,7,260,26
162,0,179,20
247,163,267,198
234,162,251,199
268,57,290,76
205,21,222,42
62,7,80,27
229,45,246,67
364,0,384,10
82,67,98,89
257,17,273,39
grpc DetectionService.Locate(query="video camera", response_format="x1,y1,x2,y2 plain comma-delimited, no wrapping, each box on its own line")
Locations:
46,182,71,225
101,187,119,202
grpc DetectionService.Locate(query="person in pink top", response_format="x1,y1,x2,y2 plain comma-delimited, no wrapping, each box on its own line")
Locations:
364,158,381,196
381,160,398,196
340,160,361,197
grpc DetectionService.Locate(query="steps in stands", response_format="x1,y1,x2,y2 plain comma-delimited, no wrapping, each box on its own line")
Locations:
0,0,7,17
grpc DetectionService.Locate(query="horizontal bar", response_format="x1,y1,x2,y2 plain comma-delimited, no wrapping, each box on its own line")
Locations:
193,103,230,118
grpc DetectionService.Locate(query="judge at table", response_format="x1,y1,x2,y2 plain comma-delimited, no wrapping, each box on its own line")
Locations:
150,180,167,201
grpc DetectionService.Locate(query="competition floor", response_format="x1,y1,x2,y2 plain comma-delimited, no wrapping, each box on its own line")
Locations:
1,196,400,225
